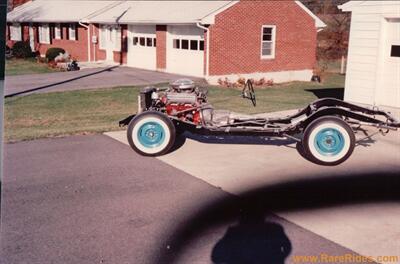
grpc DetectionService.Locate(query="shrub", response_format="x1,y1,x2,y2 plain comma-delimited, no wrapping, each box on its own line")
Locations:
254,78,266,86
236,77,246,87
265,79,274,86
46,47,66,62
12,41,33,58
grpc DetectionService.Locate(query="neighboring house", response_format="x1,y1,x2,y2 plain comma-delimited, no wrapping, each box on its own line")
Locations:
6,0,325,84
339,1,400,108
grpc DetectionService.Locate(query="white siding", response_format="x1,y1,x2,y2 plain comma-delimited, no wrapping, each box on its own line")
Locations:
344,11,382,105
343,0,400,108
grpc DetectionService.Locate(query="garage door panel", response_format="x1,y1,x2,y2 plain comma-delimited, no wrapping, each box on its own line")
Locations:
167,25,205,77
128,25,156,70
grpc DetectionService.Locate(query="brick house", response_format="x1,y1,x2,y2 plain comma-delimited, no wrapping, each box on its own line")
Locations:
6,0,325,84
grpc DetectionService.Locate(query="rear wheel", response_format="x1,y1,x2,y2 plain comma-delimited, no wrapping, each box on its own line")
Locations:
127,111,176,156
302,116,355,166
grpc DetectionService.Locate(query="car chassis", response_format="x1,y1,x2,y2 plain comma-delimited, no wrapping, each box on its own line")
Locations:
120,79,399,166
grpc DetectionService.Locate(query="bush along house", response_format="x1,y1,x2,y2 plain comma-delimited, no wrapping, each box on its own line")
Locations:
6,0,325,84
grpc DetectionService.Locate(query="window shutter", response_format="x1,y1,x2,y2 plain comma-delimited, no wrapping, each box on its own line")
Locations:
36,24,39,42
50,24,54,44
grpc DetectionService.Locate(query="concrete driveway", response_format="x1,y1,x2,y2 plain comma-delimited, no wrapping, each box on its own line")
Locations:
2,135,362,264
106,109,400,263
5,66,203,97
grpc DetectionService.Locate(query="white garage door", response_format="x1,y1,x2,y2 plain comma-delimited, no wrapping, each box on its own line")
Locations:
167,25,205,77
128,25,156,70
379,19,400,108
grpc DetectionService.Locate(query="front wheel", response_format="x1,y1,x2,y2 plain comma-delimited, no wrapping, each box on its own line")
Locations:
302,116,355,166
127,111,176,156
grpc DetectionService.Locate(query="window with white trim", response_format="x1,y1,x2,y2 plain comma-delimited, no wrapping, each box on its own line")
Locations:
54,23,62,39
68,24,76,40
261,25,276,59
10,23,22,41
39,24,50,44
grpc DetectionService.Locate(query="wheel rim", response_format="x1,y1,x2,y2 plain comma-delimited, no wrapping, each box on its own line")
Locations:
137,121,166,148
314,128,345,156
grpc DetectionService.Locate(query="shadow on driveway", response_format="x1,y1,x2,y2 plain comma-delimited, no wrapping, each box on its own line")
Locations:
153,169,399,263
211,210,291,264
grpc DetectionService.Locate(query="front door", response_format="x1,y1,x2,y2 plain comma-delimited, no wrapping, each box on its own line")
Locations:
100,25,121,62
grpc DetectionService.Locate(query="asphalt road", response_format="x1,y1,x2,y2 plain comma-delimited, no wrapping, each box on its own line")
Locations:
4,66,202,97
2,135,365,264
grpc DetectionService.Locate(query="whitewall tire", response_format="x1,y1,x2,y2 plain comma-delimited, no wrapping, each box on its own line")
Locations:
302,116,355,166
127,111,176,156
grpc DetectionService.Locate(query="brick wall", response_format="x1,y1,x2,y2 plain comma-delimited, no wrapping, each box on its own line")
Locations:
6,23,89,61
208,0,317,76
156,25,167,70
37,24,89,61
203,30,208,75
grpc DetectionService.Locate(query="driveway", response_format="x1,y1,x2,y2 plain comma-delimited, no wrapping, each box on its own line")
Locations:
3,135,366,264
4,66,203,97
106,109,400,263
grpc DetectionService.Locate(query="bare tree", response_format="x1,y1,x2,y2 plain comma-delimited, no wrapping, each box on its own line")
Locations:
301,0,348,14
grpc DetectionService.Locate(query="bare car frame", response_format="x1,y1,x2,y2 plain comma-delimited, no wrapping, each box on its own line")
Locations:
120,79,399,166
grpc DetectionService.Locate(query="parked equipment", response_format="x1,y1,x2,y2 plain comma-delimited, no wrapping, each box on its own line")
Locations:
120,79,399,166
67,60,80,71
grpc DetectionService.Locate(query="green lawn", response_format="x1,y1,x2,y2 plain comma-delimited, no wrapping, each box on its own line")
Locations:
5,73,345,142
6,58,59,76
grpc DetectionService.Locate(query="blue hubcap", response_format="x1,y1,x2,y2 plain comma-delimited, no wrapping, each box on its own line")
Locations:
137,121,165,148
314,128,345,156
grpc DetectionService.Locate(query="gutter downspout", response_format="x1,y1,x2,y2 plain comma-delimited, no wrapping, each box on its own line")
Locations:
79,20,91,62
196,22,209,78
